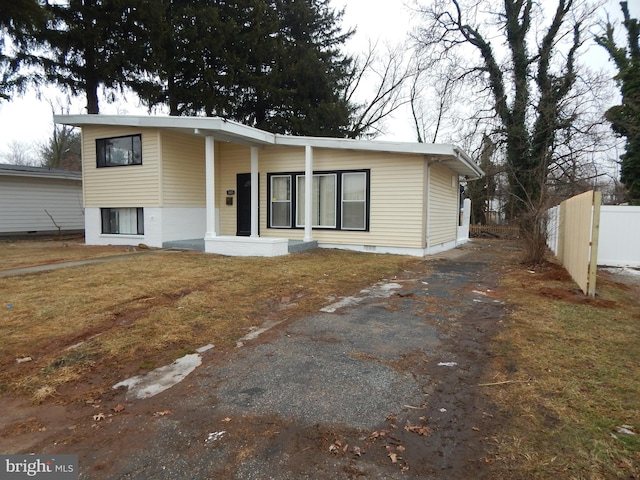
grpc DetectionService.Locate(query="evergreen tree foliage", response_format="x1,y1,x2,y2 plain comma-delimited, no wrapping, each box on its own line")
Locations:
131,0,354,136
26,0,146,114
595,2,640,205
0,0,45,100
259,0,354,136
5,0,354,135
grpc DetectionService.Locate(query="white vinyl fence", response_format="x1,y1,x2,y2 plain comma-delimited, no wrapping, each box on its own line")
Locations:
597,206,640,268
548,200,640,272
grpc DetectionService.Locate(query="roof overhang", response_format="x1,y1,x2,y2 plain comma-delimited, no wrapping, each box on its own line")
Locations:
55,114,275,147
274,135,483,179
0,164,82,181
54,114,483,179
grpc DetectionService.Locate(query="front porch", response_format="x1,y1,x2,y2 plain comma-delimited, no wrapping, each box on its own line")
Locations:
163,238,318,256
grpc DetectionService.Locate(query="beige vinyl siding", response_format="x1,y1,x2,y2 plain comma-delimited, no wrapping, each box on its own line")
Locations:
428,162,458,246
160,131,206,207
216,145,426,248
82,126,160,207
218,143,251,235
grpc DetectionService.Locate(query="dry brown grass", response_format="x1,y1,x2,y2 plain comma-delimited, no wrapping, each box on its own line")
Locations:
487,260,640,479
0,245,417,403
0,235,139,270
3,238,639,478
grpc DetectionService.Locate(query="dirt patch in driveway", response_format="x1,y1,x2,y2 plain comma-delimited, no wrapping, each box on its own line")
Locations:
1,240,518,479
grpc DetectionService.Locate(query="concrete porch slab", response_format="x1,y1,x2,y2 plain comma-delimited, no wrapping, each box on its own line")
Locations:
164,238,318,256
163,239,205,251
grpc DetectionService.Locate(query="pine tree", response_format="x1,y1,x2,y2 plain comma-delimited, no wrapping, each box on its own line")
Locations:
32,0,146,114
250,0,354,136
131,0,354,136
0,0,45,100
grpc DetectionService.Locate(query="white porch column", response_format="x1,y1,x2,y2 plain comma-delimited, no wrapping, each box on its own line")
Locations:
304,145,313,242
250,147,259,238
205,136,217,238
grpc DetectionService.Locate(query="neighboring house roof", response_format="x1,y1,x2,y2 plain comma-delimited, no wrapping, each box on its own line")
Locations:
55,114,484,180
0,163,82,181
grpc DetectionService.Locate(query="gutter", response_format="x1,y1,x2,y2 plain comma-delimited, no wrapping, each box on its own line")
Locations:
453,147,484,180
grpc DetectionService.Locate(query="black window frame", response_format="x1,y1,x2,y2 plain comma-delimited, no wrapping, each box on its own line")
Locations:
100,207,145,235
96,134,142,168
267,169,370,231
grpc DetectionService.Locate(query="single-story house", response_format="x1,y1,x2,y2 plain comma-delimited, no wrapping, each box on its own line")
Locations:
0,163,84,236
54,115,482,257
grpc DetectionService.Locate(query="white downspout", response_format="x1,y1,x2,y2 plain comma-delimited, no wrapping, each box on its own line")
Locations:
425,160,431,253
304,145,313,242
250,147,259,238
204,135,217,238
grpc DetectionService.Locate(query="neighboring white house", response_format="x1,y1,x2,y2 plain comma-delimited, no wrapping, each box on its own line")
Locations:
55,115,483,257
0,164,84,236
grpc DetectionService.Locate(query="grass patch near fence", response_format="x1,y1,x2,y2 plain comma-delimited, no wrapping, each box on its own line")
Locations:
488,261,640,479
0,247,417,403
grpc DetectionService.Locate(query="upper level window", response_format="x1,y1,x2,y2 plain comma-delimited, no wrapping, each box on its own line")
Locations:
96,134,142,168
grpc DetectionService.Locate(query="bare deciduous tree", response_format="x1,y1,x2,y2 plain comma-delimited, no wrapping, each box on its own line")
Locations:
1,139,37,166
345,41,416,138
413,0,616,263
39,99,81,171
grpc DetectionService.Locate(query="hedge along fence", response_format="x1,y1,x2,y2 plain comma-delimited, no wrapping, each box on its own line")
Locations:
547,190,601,296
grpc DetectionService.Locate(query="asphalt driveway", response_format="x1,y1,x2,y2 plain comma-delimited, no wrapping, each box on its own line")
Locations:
69,240,514,479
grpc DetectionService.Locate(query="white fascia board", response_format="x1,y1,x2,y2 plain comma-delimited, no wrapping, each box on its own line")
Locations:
275,135,484,179
450,147,484,180
274,134,450,154
53,115,483,178
54,115,275,146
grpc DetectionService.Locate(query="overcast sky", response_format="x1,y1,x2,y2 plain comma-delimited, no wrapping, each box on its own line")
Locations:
0,0,637,160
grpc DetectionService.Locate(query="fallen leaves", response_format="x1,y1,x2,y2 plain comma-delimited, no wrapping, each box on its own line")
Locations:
325,417,427,473
152,410,172,417
328,440,349,454
404,421,430,436
328,440,365,458
385,445,409,472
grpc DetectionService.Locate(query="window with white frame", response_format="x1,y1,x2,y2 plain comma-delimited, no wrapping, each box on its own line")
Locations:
267,170,369,231
296,173,337,228
341,172,367,230
270,175,291,228
101,208,144,235
96,134,142,168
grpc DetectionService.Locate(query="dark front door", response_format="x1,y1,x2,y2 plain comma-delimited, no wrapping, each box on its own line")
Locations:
236,173,254,236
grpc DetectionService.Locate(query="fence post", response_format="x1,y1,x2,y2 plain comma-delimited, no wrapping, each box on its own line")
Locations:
587,191,602,297
557,200,566,264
